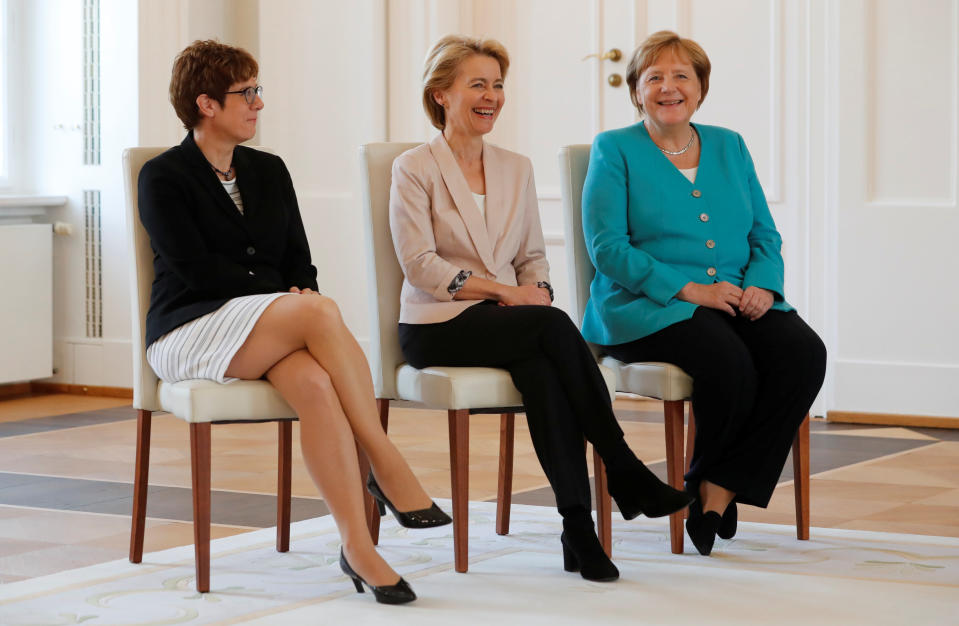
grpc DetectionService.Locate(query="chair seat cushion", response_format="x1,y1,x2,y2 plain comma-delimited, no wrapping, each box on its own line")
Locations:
599,358,693,402
396,363,617,410
157,379,296,423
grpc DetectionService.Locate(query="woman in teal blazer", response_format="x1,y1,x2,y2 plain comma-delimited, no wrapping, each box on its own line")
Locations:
582,31,826,556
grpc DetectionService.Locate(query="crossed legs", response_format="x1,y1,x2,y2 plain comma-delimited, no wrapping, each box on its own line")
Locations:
225,293,431,586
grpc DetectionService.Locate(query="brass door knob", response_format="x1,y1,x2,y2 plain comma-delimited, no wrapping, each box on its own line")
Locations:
582,48,623,62
607,74,623,87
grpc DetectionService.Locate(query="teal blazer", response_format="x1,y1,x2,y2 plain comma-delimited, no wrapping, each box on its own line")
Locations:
581,121,792,346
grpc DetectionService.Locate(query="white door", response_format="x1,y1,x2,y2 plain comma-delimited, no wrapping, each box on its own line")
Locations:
387,0,819,405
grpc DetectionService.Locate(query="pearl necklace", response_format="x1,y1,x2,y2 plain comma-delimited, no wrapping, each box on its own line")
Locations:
656,128,695,156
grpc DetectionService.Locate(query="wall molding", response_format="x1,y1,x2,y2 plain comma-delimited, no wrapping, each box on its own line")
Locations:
828,411,959,428
864,0,959,206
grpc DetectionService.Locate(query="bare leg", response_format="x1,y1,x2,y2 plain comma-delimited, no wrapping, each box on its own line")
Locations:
700,480,735,515
265,349,398,586
225,294,431,511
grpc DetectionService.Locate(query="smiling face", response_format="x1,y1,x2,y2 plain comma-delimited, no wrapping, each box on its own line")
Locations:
636,49,702,130
204,77,263,143
433,54,504,138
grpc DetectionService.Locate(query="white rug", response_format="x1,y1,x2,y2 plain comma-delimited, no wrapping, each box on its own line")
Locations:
1,501,958,625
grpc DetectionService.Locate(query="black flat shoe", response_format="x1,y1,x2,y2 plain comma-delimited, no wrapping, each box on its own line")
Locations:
718,501,737,540
339,549,416,605
367,473,452,529
685,497,722,556
606,459,694,520
560,521,619,582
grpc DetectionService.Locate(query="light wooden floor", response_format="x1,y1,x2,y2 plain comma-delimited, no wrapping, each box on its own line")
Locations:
1,393,957,584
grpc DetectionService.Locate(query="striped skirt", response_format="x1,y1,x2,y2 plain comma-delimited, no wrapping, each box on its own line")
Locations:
146,292,293,384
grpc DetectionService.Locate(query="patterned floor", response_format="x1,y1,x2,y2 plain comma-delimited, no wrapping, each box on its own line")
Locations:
0,393,957,584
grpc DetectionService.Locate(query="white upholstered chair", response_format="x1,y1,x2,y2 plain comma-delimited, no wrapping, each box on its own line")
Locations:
122,147,377,592
558,144,810,553
359,142,618,572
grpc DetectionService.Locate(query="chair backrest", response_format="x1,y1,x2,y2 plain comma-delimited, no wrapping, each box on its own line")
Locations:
123,147,169,411
358,142,421,400
558,144,594,328
122,145,274,411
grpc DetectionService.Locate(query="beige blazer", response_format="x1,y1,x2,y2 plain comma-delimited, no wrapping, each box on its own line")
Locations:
390,133,550,324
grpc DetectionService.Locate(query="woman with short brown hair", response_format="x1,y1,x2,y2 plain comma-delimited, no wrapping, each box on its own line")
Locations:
139,40,449,604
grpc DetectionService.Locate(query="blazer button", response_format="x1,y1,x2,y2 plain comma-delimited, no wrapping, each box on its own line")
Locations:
246,246,256,255
706,267,717,277
706,239,716,249
699,213,709,222
691,189,702,198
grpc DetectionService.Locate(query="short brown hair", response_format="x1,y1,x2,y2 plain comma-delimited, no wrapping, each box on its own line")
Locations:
422,35,510,130
169,40,258,130
626,31,710,116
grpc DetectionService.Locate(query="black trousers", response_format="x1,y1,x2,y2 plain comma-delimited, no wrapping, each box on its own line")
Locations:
399,302,627,514
605,307,826,507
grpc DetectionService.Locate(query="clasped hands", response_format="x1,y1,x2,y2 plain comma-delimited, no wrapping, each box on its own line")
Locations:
497,284,552,307
678,282,773,321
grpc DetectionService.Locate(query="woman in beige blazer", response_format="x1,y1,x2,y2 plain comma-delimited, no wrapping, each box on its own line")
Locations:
390,35,693,583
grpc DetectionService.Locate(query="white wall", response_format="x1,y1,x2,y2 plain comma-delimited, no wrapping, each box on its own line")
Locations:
383,0,959,420
21,0,957,420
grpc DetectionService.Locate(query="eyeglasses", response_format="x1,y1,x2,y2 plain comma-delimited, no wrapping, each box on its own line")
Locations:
224,85,264,105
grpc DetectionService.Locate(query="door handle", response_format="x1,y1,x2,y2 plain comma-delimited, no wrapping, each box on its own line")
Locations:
581,48,622,62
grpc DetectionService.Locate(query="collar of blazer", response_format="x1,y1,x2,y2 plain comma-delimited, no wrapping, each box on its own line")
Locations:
180,131,258,231
428,133,500,274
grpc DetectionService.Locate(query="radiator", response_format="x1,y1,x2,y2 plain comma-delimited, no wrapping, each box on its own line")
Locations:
0,224,53,383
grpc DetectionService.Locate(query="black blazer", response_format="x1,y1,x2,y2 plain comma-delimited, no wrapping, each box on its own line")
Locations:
138,132,318,346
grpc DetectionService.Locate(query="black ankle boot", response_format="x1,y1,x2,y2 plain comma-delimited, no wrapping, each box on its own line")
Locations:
718,501,737,540
685,495,721,556
560,515,619,582
605,456,694,520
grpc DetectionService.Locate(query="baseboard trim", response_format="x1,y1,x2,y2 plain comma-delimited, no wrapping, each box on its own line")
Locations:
827,411,959,429
0,383,32,399
29,382,133,399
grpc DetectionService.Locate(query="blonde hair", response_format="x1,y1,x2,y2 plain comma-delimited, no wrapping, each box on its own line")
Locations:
422,35,510,130
626,30,711,116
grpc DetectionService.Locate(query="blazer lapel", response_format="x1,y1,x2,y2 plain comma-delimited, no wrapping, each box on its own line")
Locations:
481,143,506,255
180,132,248,230
429,134,496,273
232,147,261,222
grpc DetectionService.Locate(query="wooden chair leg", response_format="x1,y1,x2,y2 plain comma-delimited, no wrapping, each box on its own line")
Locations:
368,399,391,545
190,422,212,593
684,404,696,520
495,412,515,535
129,409,151,563
593,447,612,557
664,400,686,554
276,421,292,553
793,413,811,540
448,409,469,573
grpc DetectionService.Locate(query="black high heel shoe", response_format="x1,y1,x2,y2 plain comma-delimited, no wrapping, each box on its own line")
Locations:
367,473,452,529
605,459,694,520
560,518,619,582
718,501,737,540
685,496,722,556
339,548,416,605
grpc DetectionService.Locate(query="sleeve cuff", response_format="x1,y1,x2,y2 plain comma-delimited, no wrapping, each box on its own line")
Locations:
536,281,555,302
447,269,473,297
